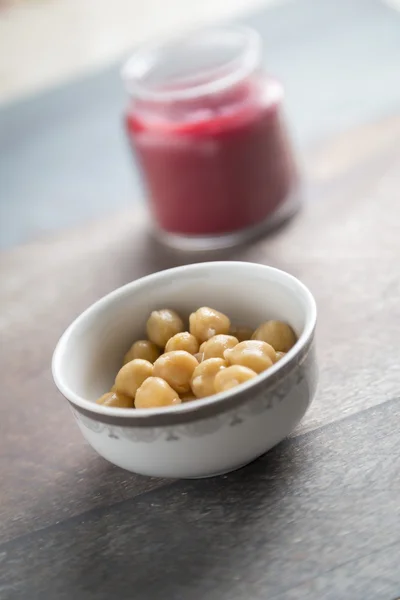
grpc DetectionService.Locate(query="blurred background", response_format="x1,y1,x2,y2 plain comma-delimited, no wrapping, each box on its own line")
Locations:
1,0,400,248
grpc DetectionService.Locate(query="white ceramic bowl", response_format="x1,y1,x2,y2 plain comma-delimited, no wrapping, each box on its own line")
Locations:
52,261,317,479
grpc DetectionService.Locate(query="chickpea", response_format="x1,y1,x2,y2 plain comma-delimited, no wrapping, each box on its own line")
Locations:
123,340,161,365
165,332,199,355
110,384,117,392
115,359,153,398
224,340,275,374
135,377,181,409
252,320,297,352
153,351,198,394
229,325,254,342
146,309,184,348
200,335,239,360
181,392,197,403
96,391,134,408
96,392,112,405
276,351,286,361
214,365,258,393
189,307,230,344
191,358,227,398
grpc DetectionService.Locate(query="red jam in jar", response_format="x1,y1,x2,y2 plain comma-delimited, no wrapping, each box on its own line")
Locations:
122,27,300,249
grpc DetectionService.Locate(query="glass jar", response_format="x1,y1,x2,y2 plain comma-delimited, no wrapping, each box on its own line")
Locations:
122,26,300,250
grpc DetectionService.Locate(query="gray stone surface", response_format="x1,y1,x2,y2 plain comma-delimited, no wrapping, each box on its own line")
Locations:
1,399,399,600
1,0,400,248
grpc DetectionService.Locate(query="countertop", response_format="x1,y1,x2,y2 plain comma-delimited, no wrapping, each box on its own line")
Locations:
1,0,400,598
1,116,400,598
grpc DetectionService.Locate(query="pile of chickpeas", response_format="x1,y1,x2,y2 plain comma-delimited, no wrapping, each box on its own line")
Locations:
96,307,297,409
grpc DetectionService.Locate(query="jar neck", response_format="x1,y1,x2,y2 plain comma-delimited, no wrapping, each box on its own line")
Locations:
135,76,266,128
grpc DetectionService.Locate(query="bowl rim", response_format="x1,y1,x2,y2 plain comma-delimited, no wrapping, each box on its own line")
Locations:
52,261,317,426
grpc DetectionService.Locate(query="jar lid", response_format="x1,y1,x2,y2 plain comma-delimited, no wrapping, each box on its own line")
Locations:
121,26,262,102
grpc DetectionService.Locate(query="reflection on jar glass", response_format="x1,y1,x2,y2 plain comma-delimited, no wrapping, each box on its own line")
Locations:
122,26,301,250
